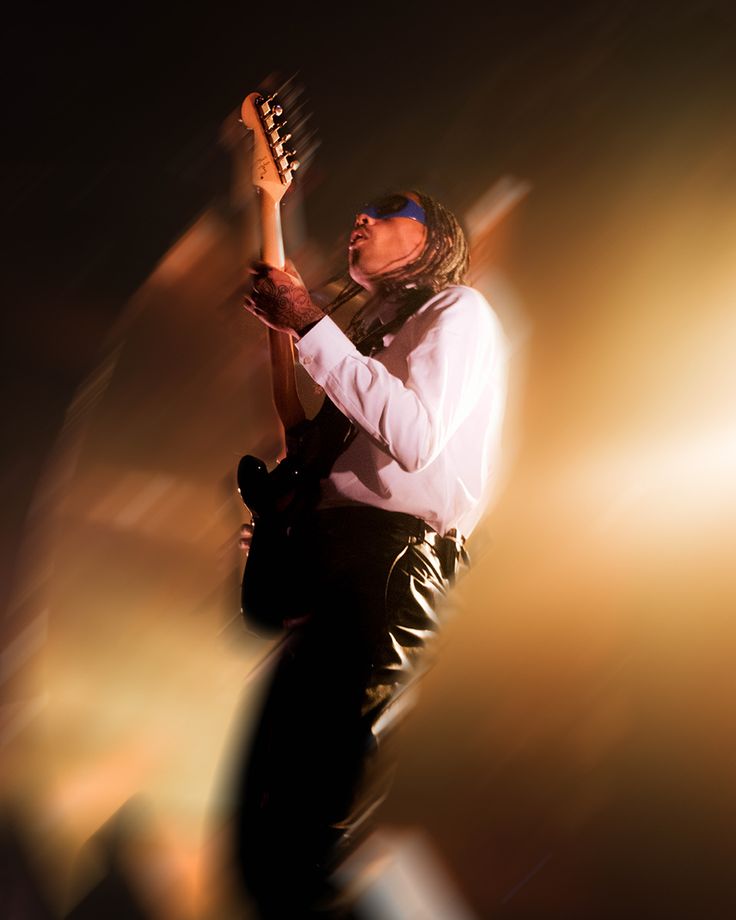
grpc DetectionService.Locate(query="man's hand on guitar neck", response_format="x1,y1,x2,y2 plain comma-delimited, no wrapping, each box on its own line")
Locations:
243,259,325,338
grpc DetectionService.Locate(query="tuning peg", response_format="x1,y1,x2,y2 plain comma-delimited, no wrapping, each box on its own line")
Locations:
281,132,292,143
289,159,301,172
272,104,283,117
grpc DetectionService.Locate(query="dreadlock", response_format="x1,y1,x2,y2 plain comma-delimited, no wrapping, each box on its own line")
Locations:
325,190,470,316
380,191,469,296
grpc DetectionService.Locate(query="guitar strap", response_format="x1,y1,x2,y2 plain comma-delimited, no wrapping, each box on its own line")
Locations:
353,287,431,357
284,289,433,502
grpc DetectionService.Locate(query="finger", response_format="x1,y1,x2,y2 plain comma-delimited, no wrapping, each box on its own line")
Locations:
243,299,267,320
246,264,269,285
252,259,300,283
250,259,282,277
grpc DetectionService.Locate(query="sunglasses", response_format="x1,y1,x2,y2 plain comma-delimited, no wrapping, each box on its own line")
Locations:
360,194,427,225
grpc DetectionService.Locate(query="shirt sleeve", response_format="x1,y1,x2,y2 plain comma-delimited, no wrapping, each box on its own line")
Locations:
295,287,500,473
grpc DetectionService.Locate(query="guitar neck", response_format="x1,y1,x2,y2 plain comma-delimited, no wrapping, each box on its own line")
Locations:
259,191,305,436
259,192,285,267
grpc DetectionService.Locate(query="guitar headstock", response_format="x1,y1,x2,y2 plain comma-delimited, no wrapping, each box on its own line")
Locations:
240,91,300,203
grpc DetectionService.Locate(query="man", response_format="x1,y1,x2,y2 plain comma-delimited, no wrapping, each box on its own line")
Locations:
236,191,507,917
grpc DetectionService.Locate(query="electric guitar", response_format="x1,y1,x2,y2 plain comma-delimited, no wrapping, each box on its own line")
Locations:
237,90,353,633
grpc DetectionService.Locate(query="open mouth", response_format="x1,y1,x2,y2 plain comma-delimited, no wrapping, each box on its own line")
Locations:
349,229,369,248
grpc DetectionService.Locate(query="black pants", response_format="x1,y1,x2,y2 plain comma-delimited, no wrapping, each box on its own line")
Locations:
233,506,466,918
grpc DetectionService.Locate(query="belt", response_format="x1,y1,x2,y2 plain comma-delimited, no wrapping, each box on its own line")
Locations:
309,505,465,548
306,505,468,582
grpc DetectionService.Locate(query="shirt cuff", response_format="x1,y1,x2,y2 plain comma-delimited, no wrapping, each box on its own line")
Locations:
295,315,359,385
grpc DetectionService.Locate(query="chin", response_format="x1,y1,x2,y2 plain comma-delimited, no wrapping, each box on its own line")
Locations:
348,260,369,290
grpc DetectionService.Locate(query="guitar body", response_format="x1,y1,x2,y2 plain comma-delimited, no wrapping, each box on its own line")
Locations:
237,453,312,634
237,404,355,634
240,497,300,634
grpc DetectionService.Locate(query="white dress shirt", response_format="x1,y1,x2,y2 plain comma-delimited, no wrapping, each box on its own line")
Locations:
295,285,508,537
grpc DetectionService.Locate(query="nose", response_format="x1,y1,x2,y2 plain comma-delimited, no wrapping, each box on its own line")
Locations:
354,211,374,227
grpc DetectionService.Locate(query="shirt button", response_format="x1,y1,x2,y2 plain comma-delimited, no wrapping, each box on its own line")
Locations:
302,355,313,366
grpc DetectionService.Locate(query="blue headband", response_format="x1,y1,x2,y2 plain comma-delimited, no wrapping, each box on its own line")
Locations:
361,195,427,225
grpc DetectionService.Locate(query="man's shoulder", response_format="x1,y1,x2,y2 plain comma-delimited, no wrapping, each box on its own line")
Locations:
415,284,495,329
